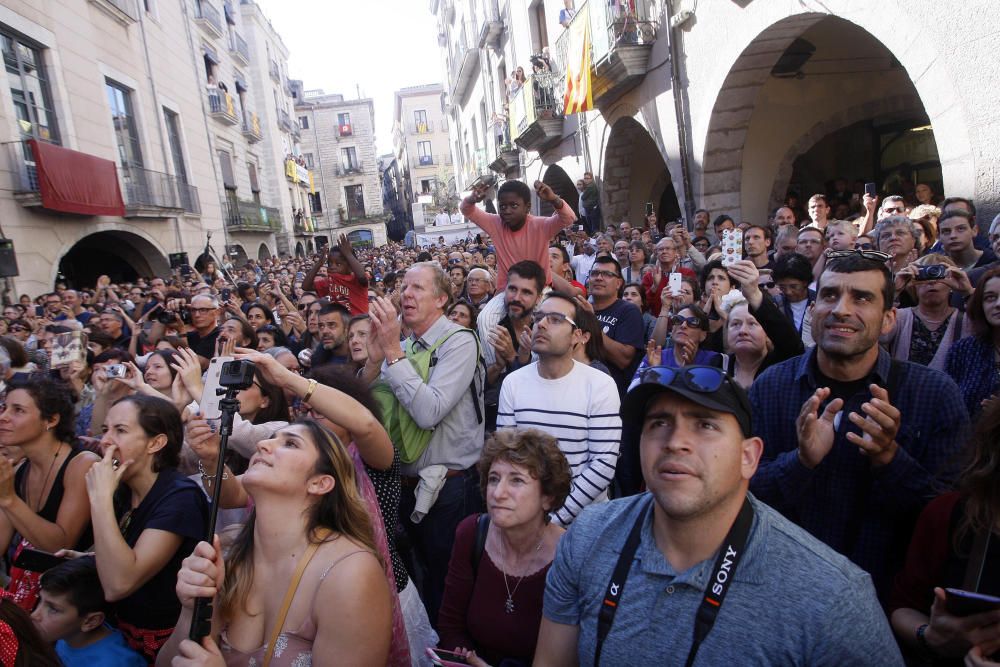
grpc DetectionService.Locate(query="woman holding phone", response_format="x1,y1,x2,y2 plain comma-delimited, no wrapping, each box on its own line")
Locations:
889,400,1000,665
0,375,98,611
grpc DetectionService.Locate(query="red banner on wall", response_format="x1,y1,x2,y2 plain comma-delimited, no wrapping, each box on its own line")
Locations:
29,139,125,216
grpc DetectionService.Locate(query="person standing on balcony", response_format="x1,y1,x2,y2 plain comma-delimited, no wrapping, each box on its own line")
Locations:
559,0,576,27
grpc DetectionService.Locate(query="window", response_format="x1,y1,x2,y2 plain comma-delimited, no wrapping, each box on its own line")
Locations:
4,32,59,142
420,179,432,194
417,141,432,166
341,147,359,172
414,109,428,133
309,190,322,213
217,149,235,189
247,162,260,204
345,184,365,219
530,0,549,53
106,81,143,169
299,115,309,130
164,108,196,212
337,112,352,135
303,152,314,169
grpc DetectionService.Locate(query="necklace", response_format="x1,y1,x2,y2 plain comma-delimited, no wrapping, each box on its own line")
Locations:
31,444,62,513
498,529,544,614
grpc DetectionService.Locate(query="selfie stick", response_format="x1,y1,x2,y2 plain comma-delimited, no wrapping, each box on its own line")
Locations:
188,382,246,642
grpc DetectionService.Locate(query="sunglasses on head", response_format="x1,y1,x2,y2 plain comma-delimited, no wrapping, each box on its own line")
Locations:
825,248,891,263
637,365,752,425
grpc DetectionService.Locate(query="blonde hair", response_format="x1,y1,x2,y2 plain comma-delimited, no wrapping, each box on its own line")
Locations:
219,420,379,620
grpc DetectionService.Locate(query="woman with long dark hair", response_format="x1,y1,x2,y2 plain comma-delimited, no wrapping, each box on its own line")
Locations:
945,266,1000,417
1,375,98,611
85,394,208,662
890,400,1000,664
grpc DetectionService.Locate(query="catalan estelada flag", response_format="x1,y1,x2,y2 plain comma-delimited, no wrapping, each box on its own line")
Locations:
563,4,593,114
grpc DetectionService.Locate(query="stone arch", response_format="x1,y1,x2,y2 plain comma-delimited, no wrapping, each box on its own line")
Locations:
57,228,169,289
699,10,973,219
258,243,271,262
603,117,681,226
294,242,305,258
541,164,579,218
766,94,923,212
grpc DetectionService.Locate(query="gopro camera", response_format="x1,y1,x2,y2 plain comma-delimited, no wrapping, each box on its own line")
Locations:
218,359,256,390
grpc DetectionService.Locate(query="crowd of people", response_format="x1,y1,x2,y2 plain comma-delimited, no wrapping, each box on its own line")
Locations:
0,172,998,666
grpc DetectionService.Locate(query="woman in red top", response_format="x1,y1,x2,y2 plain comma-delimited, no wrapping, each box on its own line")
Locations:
437,428,571,666
889,400,1000,665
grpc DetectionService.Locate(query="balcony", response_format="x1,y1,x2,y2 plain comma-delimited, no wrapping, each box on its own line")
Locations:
241,110,262,142
88,0,137,25
554,0,658,109
6,139,127,215
207,88,239,125
268,59,280,83
477,0,503,48
277,108,292,133
284,158,310,187
122,165,199,218
508,72,564,152
225,199,282,232
293,213,316,234
489,143,520,175
229,32,250,65
338,123,353,137
334,164,364,177
415,154,452,169
448,21,478,101
194,1,224,38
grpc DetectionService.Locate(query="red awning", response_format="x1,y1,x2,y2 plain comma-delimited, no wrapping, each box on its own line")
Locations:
29,139,125,216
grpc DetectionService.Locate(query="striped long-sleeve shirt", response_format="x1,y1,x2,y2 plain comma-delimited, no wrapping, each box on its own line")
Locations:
497,360,621,526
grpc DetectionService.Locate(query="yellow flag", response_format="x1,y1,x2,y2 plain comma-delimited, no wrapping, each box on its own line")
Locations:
563,4,593,114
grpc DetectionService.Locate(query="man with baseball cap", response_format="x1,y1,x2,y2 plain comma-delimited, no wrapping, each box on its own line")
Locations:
535,365,902,666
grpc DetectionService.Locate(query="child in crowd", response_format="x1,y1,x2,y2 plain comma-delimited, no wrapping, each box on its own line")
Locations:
302,232,370,315
31,557,146,666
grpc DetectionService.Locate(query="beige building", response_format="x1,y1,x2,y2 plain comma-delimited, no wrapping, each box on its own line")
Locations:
0,0,225,298
391,83,455,232
295,90,387,249
432,0,1000,227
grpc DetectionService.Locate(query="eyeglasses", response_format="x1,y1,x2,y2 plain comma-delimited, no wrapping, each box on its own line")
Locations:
9,326,26,333
589,269,621,280
188,307,217,314
669,314,704,329
531,311,577,328
882,206,906,214
825,248,891,263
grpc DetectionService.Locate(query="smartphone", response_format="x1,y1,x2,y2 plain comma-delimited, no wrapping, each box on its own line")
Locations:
864,182,877,198
12,548,67,574
200,355,234,421
668,272,683,297
575,224,584,231
425,648,469,666
721,229,743,267
645,202,654,217
35,305,44,317
945,588,1000,617
221,287,232,302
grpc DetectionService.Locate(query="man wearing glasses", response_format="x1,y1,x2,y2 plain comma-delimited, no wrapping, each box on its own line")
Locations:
749,250,969,602
497,291,621,526
535,364,902,666
587,256,645,397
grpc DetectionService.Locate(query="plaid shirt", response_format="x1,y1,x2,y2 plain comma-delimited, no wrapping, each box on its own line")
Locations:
748,347,970,599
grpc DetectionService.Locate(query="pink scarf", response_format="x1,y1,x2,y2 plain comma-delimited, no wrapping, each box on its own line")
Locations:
349,443,411,667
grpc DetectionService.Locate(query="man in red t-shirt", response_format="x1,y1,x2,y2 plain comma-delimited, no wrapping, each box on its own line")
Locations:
641,235,696,315
302,233,369,315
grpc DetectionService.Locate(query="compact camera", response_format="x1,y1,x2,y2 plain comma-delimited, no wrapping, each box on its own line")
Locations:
106,364,127,379
915,264,948,281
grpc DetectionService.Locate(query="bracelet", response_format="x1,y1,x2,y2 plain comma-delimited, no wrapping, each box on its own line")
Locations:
302,378,318,403
197,459,230,482
386,356,405,367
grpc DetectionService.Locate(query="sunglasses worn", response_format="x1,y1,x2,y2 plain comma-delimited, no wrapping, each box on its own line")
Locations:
531,311,577,328
760,281,776,290
855,243,875,251
825,248,891,263
670,314,703,329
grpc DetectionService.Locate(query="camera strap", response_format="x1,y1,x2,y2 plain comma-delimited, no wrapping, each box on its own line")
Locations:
594,496,754,667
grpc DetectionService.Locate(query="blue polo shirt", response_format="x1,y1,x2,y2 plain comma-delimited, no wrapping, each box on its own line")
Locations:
544,493,903,666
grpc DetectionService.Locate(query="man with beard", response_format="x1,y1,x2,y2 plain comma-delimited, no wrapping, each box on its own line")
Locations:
310,302,351,366
534,364,902,666
587,256,645,397
483,260,545,429
497,291,621,526
749,252,969,601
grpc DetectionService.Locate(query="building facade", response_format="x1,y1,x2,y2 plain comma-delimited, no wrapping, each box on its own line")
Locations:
431,0,1000,229
391,83,456,232
295,90,387,249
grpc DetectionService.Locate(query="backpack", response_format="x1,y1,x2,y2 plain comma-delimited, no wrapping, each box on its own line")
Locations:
373,327,484,464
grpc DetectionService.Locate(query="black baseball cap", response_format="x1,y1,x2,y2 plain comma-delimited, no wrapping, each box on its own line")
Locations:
621,365,753,437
